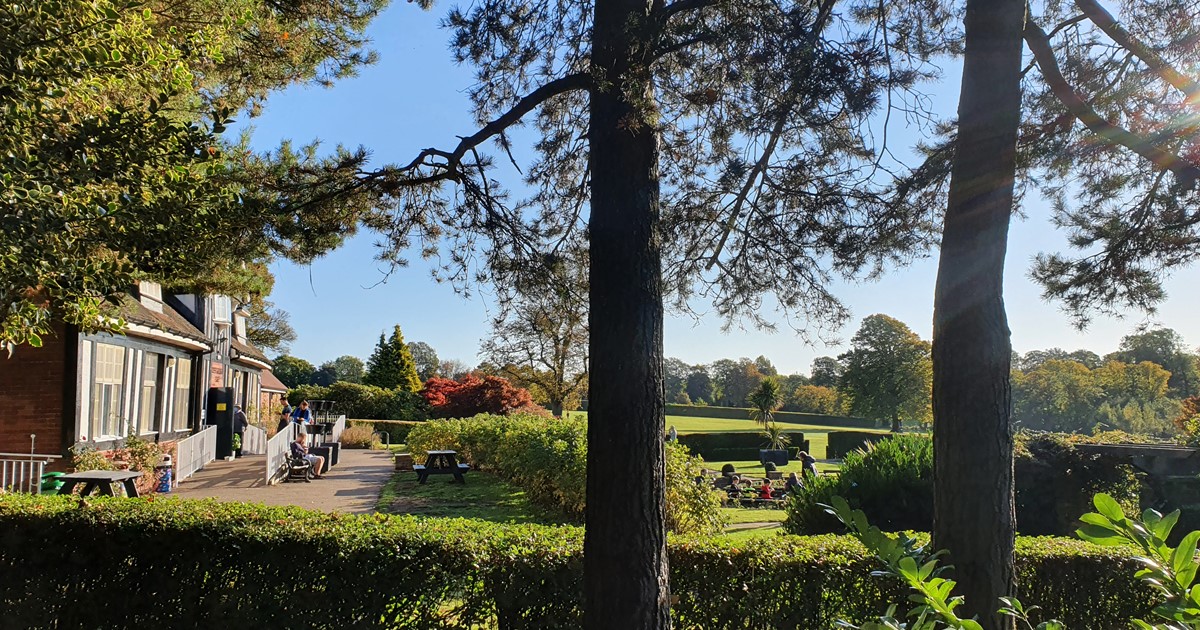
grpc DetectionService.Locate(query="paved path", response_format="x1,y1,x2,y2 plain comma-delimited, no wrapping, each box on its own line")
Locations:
171,449,393,514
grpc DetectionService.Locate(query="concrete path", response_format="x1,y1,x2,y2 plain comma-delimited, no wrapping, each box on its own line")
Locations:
170,449,393,514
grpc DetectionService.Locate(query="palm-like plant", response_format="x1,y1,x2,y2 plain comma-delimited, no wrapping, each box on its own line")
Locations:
762,422,792,451
748,378,782,429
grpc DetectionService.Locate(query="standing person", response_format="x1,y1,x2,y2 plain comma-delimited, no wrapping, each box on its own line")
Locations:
798,450,818,478
280,401,293,426
232,405,248,458
666,425,677,442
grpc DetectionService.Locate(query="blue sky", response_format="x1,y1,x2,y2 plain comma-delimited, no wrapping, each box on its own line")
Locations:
243,3,1200,375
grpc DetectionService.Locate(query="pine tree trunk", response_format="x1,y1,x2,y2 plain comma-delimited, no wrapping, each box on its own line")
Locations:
583,0,670,629
891,412,900,433
931,0,1025,627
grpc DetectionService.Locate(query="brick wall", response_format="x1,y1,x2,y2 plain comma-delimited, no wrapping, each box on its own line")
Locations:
0,324,70,464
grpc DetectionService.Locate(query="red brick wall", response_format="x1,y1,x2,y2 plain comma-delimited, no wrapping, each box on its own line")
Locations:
0,324,69,462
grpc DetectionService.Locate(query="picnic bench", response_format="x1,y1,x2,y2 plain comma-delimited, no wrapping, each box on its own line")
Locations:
57,470,142,497
415,450,470,484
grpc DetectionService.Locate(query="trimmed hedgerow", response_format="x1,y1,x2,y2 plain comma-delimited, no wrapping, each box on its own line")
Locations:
677,432,810,462
406,414,725,535
0,495,1155,629
665,404,876,428
825,430,891,459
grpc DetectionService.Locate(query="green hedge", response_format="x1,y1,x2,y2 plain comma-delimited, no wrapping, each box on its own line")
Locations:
677,432,810,461
288,381,428,421
0,495,1155,628
666,404,876,428
826,430,891,459
359,419,424,444
406,414,724,535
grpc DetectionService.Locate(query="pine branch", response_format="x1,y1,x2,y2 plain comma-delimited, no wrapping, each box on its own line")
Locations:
1024,18,1200,189
1072,0,1200,102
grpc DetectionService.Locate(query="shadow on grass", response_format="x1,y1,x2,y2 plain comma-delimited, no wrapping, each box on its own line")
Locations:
376,469,571,525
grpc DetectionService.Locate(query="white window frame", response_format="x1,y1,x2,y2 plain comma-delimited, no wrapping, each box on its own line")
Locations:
91,343,127,439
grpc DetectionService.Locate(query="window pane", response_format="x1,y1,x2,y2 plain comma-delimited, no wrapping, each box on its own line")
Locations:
140,353,160,433
92,344,126,437
173,359,191,432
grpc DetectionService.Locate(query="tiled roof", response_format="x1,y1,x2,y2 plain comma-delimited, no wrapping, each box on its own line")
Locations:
260,369,288,392
231,338,271,366
103,294,209,346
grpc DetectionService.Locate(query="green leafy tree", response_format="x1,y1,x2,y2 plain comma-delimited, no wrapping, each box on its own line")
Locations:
685,369,714,405
364,325,421,392
246,298,296,354
710,358,765,408
0,0,383,351
406,341,441,381
664,358,693,402
810,356,843,389
312,355,364,386
272,355,316,388
840,315,933,432
1012,360,1103,433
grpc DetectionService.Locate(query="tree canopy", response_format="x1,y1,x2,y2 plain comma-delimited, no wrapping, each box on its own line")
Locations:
839,314,932,431
364,325,422,392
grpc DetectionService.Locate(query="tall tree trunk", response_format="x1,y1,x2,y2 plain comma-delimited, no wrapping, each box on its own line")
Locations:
891,412,900,433
584,0,670,629
931,0,1025,627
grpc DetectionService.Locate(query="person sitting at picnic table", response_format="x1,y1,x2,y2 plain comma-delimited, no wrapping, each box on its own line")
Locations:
798,450,819,477
291,400,313,425
725,475,743,499
784,471,804,495
290,432,324,479
758,480,774,500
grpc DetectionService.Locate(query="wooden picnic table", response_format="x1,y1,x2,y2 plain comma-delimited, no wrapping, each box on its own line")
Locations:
415,450,469,484
58,470,142,497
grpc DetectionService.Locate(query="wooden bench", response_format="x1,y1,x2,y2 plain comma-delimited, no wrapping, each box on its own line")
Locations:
414,463,470,484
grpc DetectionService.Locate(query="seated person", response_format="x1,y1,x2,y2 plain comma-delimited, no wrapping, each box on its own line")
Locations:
725,475,743,498
291,400,314,425
290,432,325,479
784,472,804,496
758,480,774,500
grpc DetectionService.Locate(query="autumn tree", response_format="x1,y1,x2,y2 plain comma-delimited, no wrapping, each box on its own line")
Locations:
1111,328,1200,398
839,315,933,432
421,374,537,418
790,384,840,415
364,326,421,392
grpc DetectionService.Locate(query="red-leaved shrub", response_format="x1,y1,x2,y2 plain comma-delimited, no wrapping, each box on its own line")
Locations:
422,374,537,418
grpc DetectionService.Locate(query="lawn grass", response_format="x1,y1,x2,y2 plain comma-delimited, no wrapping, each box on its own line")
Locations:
376,469,570,525
722,505,787,525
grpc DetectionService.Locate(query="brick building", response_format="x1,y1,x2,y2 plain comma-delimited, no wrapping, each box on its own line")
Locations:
0,282,278,469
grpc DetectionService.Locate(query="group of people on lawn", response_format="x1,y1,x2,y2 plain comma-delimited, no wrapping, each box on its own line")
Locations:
708,450,819,503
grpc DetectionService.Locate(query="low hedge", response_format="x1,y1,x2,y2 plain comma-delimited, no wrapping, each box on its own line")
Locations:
406,414,724,535
677,432,810,461
359,419,424,444
666,404,876,428
826,430,891,459
0,495,1155,628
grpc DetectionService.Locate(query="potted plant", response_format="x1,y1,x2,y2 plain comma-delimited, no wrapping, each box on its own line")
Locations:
759,422,791,466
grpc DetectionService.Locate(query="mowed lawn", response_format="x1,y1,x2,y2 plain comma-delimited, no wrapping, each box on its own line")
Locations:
564,410,889,460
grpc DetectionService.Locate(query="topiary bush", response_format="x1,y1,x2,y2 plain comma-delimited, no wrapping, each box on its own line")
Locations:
407,414,724,535
785,434,933,535
825,431,891,459
0,494,1156,629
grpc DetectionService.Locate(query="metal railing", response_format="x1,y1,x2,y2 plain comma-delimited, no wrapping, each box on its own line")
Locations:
0,453,61,494
242,425,267,455
265,423,298,485
175,425,217,484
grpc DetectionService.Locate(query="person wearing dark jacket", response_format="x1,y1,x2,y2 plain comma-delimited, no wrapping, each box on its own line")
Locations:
232,405,249,457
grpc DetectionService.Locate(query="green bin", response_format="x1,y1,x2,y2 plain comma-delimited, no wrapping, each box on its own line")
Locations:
40,472,65,495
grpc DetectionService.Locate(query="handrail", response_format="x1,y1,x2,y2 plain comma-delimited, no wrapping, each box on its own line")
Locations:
330,415,347,443
175,425,217,484
242,425,267,455
0,452,62,460
265,423,297,485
